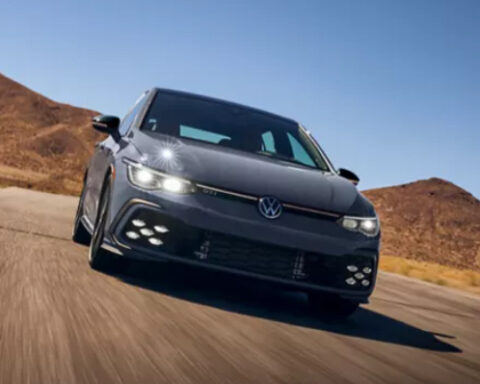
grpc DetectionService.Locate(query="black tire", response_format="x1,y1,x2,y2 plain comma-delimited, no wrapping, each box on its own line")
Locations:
72,181,91,246
308,292,360,319
89,179,114,271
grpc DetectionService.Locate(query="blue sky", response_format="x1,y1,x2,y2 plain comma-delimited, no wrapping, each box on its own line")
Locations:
1,0,479,196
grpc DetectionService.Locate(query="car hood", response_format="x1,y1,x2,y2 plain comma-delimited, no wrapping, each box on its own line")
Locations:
131,132,375,216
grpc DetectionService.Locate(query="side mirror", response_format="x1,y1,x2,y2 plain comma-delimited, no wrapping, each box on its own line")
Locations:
92,115,120,134
338,168,360,186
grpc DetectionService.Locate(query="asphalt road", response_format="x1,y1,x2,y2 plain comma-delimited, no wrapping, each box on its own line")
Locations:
0,187,479,384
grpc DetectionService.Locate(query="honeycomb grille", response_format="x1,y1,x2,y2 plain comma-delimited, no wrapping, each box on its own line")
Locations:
202,232,302,280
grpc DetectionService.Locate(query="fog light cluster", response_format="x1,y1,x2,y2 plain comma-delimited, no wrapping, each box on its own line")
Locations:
345,264,372,287
124,218,169,247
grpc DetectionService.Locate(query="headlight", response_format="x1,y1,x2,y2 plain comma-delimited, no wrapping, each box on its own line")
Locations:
339,216,380,237
124,159,196,194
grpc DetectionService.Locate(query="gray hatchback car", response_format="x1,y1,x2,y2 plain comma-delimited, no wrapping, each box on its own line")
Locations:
73,88,380,317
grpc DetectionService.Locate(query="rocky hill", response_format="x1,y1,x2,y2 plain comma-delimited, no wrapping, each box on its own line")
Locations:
0,73,101,194
364,178,480,271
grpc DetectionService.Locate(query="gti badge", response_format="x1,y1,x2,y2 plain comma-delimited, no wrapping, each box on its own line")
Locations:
258,196,283,219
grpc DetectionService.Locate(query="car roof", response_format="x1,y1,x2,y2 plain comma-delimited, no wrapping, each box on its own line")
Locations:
151,87,299,126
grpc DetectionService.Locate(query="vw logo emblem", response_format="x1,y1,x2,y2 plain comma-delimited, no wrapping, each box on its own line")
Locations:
258,196,283,219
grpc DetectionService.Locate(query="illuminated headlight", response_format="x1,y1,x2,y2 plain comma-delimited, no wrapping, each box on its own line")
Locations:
124,159,195,194
339,216,380,237
162,178,183,193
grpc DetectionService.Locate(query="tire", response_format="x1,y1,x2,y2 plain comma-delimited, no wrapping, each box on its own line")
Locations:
308,292,360,319
72,181,91,246
89,178,115,271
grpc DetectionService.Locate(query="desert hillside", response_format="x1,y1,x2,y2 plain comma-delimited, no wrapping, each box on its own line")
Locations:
0,73,101,194
364,178,480,272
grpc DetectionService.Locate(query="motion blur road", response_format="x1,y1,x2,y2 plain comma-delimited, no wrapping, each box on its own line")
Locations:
0,187,479,384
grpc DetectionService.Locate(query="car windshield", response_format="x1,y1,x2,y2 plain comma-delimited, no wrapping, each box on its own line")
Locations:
140,91,330,171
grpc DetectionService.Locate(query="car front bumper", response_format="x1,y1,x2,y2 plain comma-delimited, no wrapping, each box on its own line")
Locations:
103,195,379,303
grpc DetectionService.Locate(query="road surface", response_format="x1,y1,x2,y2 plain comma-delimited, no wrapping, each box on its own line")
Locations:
0,187,478,384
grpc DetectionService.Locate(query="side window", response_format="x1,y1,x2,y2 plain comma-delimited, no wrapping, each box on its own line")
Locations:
261,131,276,153
118,92,149,136
287,132,316,167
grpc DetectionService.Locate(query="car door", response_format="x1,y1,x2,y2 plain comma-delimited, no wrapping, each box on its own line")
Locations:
83,92,149,226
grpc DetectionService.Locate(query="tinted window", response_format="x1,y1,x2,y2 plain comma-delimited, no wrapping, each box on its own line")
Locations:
261,131,276,153
287,132,316,167
141,92,329,170
180,125,230,144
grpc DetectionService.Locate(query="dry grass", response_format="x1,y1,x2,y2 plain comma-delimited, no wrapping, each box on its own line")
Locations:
380,255,480,295
0,167,82,196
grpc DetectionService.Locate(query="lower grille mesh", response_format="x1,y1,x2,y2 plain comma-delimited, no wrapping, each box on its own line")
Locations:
203,232,300,280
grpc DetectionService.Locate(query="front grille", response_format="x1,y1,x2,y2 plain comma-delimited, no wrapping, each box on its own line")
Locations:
201,232,301,280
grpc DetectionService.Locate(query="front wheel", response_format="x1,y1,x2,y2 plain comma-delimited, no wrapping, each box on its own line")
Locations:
72,181,91,246
89,180,114,271
308,292,360,319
